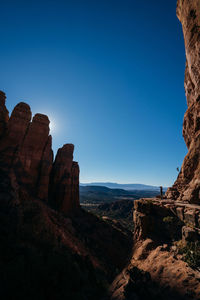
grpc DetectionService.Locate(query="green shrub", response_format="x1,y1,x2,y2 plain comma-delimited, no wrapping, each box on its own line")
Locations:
178,241,200,269
163,216,174,224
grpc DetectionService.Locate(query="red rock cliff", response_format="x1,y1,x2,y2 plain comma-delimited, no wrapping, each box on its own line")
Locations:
0,93,80,212
166,0,200,203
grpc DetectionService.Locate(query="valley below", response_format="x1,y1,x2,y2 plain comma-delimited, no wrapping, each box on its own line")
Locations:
80,185,162,231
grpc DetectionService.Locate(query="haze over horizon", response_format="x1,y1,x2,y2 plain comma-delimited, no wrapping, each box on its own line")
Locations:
0,0,187,186
80,181,166,185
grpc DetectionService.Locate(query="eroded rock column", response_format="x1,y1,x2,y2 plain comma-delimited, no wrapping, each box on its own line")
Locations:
18,113,53,200
0,102,32,167
50,144,80,213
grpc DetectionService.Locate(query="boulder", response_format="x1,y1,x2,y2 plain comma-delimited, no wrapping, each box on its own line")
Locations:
182,226,200,242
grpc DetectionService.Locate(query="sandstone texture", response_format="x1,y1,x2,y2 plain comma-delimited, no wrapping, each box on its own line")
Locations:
166,0,200,203
109,241,200,300
0,92,79,212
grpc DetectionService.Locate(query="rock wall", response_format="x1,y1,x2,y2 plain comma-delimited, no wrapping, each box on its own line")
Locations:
166,0,200,203
0,92,79,212
109,3,200,299
134,198,200,244
109,197,200,300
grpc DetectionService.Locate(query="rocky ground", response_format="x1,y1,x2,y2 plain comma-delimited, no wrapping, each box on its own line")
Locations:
108,198,200,300
0,167,132,299
108,240,200,300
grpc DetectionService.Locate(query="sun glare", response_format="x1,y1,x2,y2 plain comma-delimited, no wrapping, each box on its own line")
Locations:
49,119,56,133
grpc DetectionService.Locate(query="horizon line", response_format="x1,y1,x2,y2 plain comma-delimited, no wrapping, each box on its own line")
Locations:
80,181,168,187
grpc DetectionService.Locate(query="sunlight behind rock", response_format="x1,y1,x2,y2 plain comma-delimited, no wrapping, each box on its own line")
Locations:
49,119,56,134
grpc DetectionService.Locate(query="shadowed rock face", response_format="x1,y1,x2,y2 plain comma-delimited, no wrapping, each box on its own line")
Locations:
18,113,52,199
8,102,32,143
0,102,32,168
167,0,200,203
37,135,53,200
50,144,80,213
71,161,80,208
0,93,79,212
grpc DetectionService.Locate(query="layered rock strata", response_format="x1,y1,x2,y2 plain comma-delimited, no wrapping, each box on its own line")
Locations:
0,92,79,212
166,0,200,203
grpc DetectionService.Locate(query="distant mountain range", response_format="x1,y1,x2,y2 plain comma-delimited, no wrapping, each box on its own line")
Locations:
80,184,168,231
80,185,165,205
80,185,165,231
80,182,168,191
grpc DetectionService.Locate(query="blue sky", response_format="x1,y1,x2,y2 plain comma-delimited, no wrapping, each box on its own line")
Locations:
0,0,187,186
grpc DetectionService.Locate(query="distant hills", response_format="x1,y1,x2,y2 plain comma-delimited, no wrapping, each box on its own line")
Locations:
80,182,168,191
80,185,164,205
80,184,168,231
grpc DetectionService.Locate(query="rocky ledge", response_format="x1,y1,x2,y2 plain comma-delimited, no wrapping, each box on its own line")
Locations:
134,198,200,243
109,198,200,300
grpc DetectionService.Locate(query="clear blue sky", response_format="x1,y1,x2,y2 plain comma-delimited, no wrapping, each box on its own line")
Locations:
0,0,187,186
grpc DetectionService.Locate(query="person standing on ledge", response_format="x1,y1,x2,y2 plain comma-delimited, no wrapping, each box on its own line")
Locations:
160,186,163,200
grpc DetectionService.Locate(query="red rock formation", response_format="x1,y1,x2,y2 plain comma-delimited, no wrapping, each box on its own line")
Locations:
50,144,80,213
8,102,32,144
71,161,80,208
0,102,32,167
18,113,53,200
166,0,200,203
37,135,53,200
0,91,79,211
